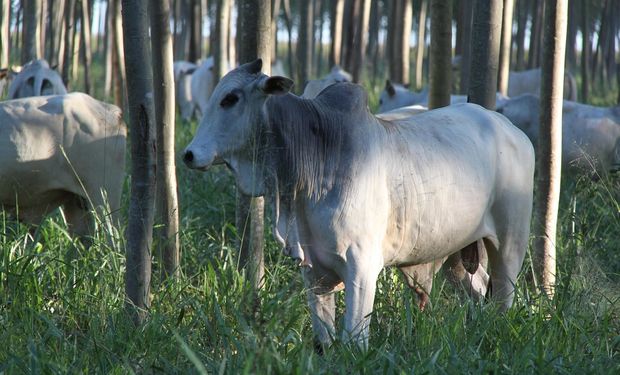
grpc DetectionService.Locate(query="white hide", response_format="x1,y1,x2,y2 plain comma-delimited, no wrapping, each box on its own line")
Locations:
301,65,353,99
8,59,67,99
174,60,198,120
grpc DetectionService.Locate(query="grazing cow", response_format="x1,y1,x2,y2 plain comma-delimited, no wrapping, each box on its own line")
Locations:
507,68,577,101
174,60,198,121
183,60,535,349
497,94,620,176
301,65,353,98
8,59,67,99
0,93,126,238
379,80,510,113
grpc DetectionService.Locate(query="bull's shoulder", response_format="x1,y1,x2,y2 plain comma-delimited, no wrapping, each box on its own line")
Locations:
314,82,369,115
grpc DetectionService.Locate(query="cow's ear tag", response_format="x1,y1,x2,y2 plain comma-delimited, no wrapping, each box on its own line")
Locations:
261,76,294,96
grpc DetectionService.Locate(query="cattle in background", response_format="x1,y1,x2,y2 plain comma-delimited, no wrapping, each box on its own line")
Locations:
7,59,67,99
497,94,620,176
0,93,126,239
174,60,198,121
507,68,577,101
301,65,353,98
378,80,509,113
183,60,535,349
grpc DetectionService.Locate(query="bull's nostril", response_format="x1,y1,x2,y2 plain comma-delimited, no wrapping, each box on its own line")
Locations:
183,150,194,164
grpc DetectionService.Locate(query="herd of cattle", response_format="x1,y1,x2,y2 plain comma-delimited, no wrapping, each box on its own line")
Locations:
1,57,619,349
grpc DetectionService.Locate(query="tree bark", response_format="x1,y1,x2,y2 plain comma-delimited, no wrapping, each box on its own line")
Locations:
527,0,544,69
351,0,371,82
188,0,202,63
104,0,114,99
236,0,271,291
151,0,180,280
0,0,10,68
80,0,92,94
282,0,294,76
459,0,473,94
122,0,156,325
580,0,589,103
296,0,312,85
22,0,42,64
329,0,344,68
62,0,77,86
214,0,230,84
514,0,528,71
467,0,503,110
112,0,126,109
428,0,452,109
533,0,567,299
497,0,514,96
414,0,427,90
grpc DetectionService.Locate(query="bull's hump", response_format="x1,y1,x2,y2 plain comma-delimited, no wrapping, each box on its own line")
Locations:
315,83,369,114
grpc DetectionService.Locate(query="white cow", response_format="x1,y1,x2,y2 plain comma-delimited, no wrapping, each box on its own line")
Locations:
190,57,216,119
507,68,577,101
497,94,620,176
174,60,198,121
183,60,535,349
301,65,353,99
379,80,509,113
0,93,126,238
8,59,67,99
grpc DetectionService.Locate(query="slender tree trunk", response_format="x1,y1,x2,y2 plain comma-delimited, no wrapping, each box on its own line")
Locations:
0,0,10,68
428,0,451,109
514,0,528,70
272,0,281,61
459,0,473,94
188,0,202,62
62,0,76,86
22,0,42,63
151,0,180,280
282,0,294,75
80,0,92,94
367,0,380,84
329,0,344,68
527,0,543,69
316,0,325,76
227,0,235,66
236,0,271,291
71,15,80,83
122,0,156,325
414,0,427,90
351,0,371,82
534,0,567,298
39,0,46,58
214,0,230,84
342,0,358,74
104,0,114,99
468,0,503,110
297,0,312,85
497,0,514,96
580,0,589,103
565,0,577,70
112,0,126,109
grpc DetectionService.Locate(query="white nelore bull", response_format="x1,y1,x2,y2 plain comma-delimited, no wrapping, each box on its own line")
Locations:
174,60,198,121
497,94,620,176
0,93,126,238
8,59,67,99
183,60,535,349
507,68,577,101
301,65,353,99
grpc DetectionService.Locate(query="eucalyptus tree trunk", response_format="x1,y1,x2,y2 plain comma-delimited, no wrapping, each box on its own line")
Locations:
580,0,589,103
271,0,281,61
459,0,473,94
428,0,451,109
47,0,67,67
297,0,312,85
80,0,92,94
62,0,76,86
112,0,126,109
398,0,412,85
468,0,502,110
151,0,180,279
122,0,156,325
22,0,42,63
497,0,514,96
328,0,344,68
71,16,81,82
514,0,528,71
188,0,202,63
316,0,325,76
0,0,10,68
282,0,294,76
414,0,427,90
236,0,271,291
527,0,543,69
214,0,230,84
351,0,371,82
533,0,567,299
104,0,114,99
565,0,577,70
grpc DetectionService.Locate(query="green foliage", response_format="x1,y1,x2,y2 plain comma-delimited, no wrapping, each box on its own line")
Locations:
2,94,620,374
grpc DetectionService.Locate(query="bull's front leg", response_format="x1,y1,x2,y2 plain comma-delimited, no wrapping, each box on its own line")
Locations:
301,268,337,352
343,246,383,350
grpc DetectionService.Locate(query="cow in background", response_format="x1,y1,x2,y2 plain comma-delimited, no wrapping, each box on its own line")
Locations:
0,93,126,240
7,59,67,99
174,60,198,121
301,66,353,98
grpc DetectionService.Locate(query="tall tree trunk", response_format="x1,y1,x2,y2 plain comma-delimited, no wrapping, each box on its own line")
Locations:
329,0,344,68
80,0,92,94
62,0,76,86
0,0,10,68
565,0,577,70
342,0,359,74
514,0,528,71
414,0,427,90
188,0,202,62
497,0,514,96
534,0,567,298
112,0,126,109
104,0,114,99
39,0,46,58
22,0,42,63
272,0,281,61
282,0,294,76
214,0,230,84
151,0,180,279
527,0,543,69
236,0,271,291
316,0,325,76
71,15,80,83
580,0,589,103
428,0,452,109
468,0,502,110
297,0,312,85
367,0,380,84
351,0,371,82
122,0,156,325
459,0,473,94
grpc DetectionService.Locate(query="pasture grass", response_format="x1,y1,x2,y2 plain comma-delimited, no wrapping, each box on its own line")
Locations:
2,74,620,373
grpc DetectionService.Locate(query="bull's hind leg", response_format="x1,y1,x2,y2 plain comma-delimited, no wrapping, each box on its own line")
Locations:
485,233,527,311
399,260,444,310
443,241,490,301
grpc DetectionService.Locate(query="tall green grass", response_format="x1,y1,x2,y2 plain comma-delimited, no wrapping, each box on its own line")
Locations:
2,85,620,373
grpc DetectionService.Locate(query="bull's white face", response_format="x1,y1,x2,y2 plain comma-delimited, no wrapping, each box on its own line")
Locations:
183,59,294,196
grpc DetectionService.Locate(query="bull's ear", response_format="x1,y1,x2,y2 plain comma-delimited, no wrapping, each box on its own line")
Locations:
259,76,294,96
241,59,263,74
385,80,396,97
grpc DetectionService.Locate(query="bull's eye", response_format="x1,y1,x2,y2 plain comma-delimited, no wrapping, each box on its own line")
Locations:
220,92,239,108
